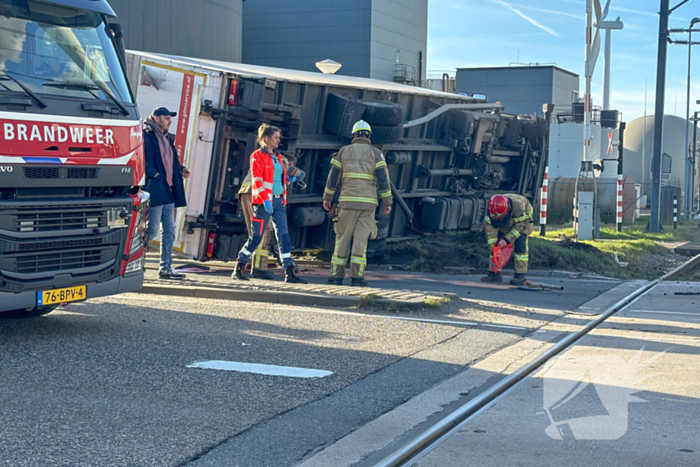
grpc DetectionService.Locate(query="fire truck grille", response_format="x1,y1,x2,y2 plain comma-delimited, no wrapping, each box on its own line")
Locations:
23,167,100,180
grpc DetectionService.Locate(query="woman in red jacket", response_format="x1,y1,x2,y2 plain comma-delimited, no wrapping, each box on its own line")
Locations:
232,124,307,283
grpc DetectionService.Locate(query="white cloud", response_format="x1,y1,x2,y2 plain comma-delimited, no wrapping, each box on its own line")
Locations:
490,0,564,38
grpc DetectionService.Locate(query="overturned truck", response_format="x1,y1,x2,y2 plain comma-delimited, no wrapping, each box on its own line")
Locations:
127,51,550,261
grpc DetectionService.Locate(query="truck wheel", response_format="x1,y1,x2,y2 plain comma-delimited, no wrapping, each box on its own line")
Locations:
0,305,59,319
520,120,548,139
366,238,387,259
375,212,391,240
359,100,404,126
371,124,403,144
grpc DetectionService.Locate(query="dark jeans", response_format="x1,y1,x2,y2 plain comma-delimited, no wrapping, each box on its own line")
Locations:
237,197,293,267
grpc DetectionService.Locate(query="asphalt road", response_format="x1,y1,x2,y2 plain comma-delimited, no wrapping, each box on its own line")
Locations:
0,280,616,467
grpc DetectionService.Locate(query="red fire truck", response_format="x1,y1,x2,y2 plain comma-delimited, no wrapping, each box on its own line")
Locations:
0,0,146,317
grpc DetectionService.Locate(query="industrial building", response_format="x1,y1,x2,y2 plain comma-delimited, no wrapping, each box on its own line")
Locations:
456,65,579,117
108,0,243,62
242,0,428,82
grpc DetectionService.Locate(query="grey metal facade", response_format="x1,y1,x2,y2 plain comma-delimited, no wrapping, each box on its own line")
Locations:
108,0,243,62
456,66,579,116
242,0,427,81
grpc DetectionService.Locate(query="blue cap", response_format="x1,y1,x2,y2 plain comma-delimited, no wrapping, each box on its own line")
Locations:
152,107,177,117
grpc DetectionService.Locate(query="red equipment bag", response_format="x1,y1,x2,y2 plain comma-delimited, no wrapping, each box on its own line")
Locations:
491,243,513,273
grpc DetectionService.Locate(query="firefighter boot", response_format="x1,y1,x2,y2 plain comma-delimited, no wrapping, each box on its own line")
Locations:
328,277,344,285
351,277,369,287
510,273,527,286
481,271,503,283
231,263,248,281
285,265,308,284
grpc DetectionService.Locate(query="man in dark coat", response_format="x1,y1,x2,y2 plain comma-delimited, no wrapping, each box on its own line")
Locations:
144,107,191,280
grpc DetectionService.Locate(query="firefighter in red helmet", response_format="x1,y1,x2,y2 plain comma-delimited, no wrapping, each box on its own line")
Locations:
481,194,534,285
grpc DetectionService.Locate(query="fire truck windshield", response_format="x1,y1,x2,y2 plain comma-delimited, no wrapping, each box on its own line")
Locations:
0,0,133,106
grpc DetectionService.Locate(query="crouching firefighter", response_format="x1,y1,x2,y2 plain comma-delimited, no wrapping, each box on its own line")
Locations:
481,194,534,285
323,120,392,286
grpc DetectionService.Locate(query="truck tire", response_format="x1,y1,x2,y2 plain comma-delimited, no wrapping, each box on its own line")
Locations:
375,212,391,240
359,100,404,126
371,124,403,145
366,238,387,259
0,305,58,319
520,120,548,139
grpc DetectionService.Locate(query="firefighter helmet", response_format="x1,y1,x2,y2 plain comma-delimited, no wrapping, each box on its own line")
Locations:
488,195,510,220
352,120,372,135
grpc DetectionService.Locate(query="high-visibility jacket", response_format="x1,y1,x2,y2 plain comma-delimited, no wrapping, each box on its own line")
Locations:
239,155,289,197
250,148,287,205
485,194,534,246
323,137,393,210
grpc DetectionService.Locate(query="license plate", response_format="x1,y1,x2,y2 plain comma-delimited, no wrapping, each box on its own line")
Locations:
37,286,86,306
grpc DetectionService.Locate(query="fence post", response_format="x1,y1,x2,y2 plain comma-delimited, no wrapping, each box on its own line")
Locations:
673,195,678,230
616,174,623,232
539,166,549,236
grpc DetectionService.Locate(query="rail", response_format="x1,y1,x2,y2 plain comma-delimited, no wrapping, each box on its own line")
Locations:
372,253,700,467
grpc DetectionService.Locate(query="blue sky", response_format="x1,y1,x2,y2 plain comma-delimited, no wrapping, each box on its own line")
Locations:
426,0,700,122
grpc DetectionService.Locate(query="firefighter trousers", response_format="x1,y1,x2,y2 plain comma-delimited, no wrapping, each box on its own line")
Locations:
490,230,529,274
240,193,272,272
331,208,374,279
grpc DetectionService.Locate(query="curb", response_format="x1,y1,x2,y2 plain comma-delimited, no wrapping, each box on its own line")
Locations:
137,284,433,310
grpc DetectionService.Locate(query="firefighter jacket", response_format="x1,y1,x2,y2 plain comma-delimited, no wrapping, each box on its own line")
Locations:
323,137,393,211
249,148,288,205
485,194,534,246
238,154,289,197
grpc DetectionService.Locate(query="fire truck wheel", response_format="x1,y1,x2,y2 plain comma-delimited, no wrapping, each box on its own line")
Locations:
0,305,58,319
359,100,404,126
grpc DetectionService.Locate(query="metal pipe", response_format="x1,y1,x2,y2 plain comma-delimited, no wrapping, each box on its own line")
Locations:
422,168,473,177
391,181,414,220
402,103,504,128
485,155,510,164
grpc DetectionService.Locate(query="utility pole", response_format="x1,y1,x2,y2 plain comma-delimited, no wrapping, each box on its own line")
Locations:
649,0,670,232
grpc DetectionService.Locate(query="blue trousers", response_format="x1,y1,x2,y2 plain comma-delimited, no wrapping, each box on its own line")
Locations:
146,203,176,270
237,197,293,267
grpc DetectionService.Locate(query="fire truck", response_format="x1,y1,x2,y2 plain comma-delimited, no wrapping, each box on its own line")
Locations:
0,0,146,317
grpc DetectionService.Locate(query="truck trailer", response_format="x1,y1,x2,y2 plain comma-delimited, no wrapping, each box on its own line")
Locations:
126,51,549,263
0,0,147,317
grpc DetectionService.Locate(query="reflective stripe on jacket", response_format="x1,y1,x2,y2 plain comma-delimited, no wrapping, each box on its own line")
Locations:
485,194,534,245
249,148,288,205
323,137,393,210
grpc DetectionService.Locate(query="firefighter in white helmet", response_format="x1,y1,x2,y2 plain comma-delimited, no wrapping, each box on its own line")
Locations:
322,120,393,286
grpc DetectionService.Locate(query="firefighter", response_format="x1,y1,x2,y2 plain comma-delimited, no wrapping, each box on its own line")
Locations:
481,194,534,285
322,120,392,286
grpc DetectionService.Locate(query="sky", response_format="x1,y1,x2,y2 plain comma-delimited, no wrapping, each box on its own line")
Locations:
426,0,700,122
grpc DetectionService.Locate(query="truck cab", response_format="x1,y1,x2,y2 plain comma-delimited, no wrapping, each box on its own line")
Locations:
0,0,147,317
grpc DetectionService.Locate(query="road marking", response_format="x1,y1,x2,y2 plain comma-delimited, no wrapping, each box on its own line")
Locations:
629,309,700,317
187,360,333,378
108,296,527,330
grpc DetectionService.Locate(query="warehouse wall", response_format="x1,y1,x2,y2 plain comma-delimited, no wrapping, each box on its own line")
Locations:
108,0,243,62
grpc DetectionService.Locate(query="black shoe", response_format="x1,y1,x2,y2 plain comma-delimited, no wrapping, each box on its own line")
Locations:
328,277,344,285
159,268,185,280
231,263,248,281
481,271,503,283
285,265,307,284
351,277,369,287
510,273,527,286
251,270,275,280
